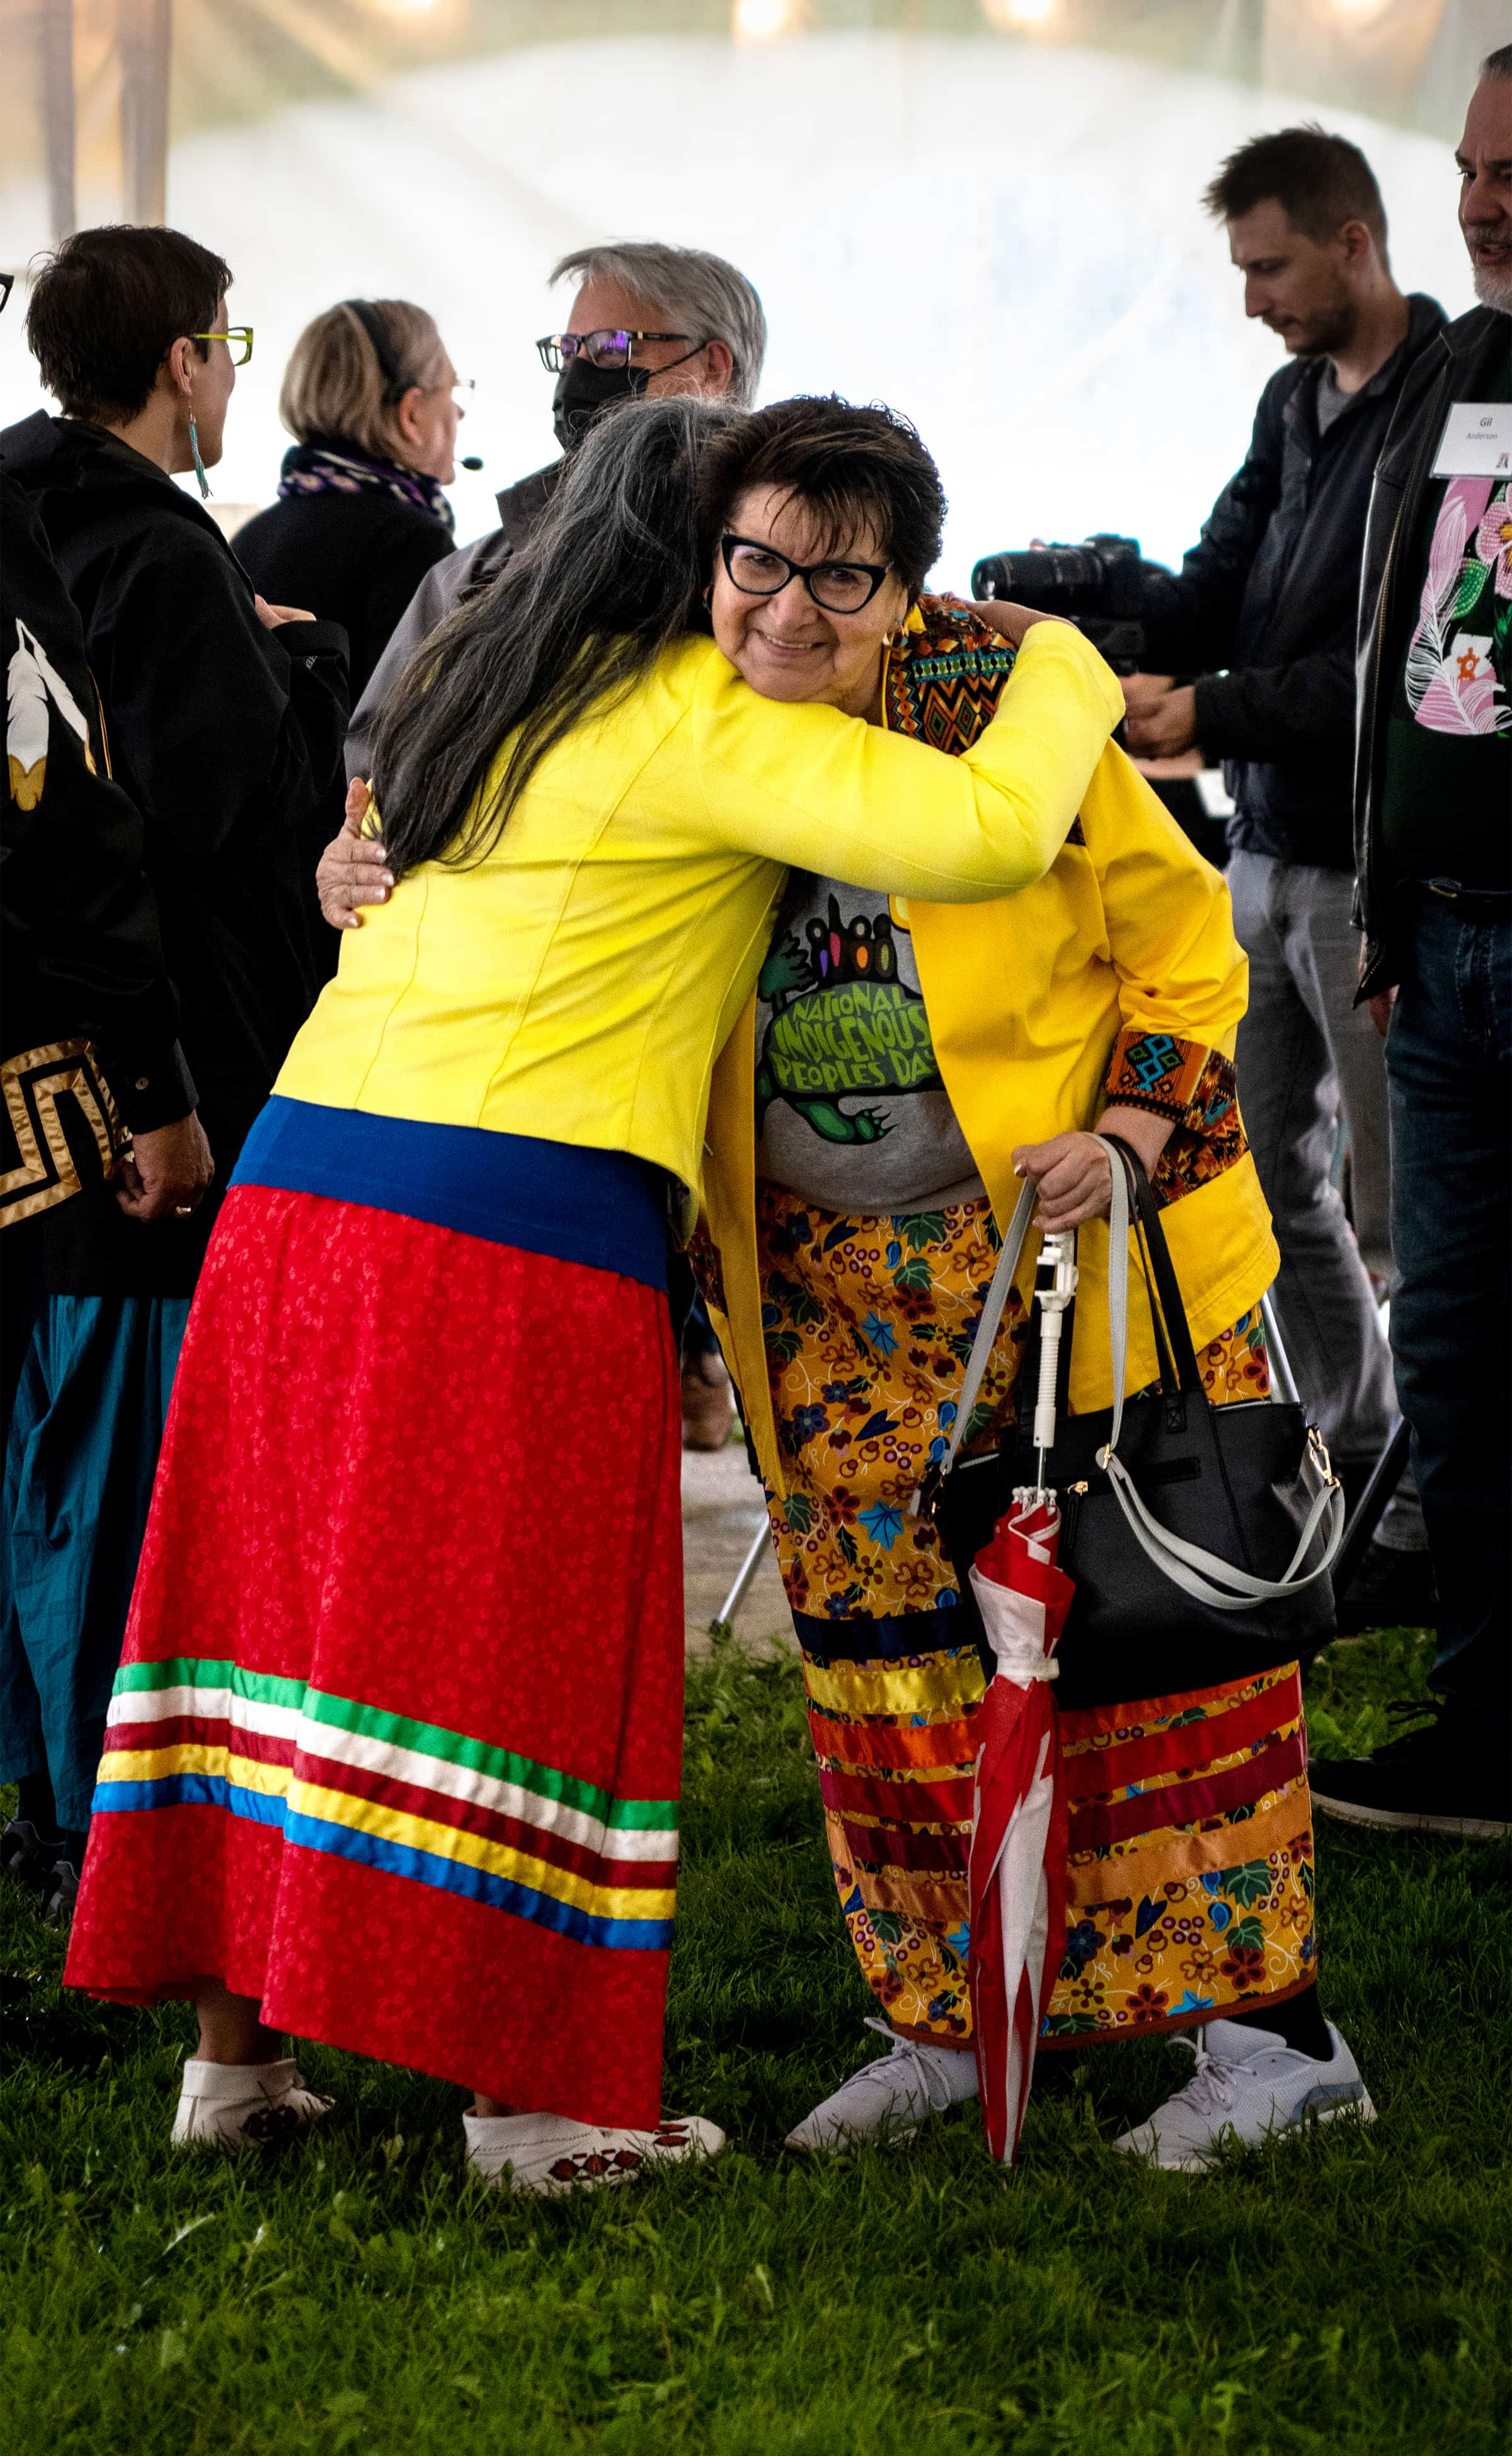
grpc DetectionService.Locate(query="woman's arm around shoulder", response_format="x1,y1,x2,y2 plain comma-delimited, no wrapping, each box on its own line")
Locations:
685,618,1122,905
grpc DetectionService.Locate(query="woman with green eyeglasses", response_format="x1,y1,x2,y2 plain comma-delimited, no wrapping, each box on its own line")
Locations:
0,224,347,1918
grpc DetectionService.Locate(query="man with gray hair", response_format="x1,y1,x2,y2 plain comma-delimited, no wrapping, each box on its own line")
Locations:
341,239,765,777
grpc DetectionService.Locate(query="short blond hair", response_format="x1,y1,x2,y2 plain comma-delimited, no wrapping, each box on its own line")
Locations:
278,300,447,459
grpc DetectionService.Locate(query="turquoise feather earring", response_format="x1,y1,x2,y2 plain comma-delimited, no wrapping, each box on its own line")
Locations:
188,408,211,500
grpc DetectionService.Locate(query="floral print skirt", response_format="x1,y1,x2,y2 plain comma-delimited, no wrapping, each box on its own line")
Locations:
742,1179,1314,2050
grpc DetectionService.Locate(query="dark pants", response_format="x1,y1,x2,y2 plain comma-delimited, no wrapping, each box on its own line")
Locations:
1385,897,1512,1744
0,1295,188,1829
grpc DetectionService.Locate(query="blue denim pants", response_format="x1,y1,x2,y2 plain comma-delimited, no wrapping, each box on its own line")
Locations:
1386,896,1512,1742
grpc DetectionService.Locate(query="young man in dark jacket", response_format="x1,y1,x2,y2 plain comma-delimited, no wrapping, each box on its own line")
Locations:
1312,50,1512,1839
0,226,348,1914
1122,128,1443,1600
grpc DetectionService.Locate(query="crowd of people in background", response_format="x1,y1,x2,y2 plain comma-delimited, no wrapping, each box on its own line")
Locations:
1,44,1507,2193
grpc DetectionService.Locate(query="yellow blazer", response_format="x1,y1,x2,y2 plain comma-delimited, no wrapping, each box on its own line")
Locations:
276,626,1123,1205
698,741,1278,1500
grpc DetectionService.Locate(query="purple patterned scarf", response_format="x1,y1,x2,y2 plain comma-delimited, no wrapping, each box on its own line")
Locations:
277,439,455,537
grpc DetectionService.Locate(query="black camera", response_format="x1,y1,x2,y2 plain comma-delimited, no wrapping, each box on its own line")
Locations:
970,532,1149,674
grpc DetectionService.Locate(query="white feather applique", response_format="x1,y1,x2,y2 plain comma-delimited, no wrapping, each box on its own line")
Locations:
6,634,49,811
6,617,96,811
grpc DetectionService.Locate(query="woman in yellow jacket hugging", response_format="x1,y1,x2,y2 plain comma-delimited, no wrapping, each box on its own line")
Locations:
62,396,1127,2196
688,399,1372,2172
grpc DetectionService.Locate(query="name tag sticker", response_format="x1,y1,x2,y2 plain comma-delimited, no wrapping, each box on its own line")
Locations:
1431,403,1512,478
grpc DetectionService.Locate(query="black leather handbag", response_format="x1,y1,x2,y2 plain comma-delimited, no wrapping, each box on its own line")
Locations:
920,1138,1343,1707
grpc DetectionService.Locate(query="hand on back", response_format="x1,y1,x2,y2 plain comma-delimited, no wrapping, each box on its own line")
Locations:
318,777,394,930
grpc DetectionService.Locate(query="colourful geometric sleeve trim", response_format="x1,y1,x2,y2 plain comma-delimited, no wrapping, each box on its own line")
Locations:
1102,1030,1250,1208
1097,1027,1252,1211
1103,1029,1213,1122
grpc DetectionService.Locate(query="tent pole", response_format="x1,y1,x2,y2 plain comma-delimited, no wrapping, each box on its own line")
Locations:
120,0,171,226
42,0,77,243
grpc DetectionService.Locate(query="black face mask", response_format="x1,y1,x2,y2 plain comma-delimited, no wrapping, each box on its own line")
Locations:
552,357,652,453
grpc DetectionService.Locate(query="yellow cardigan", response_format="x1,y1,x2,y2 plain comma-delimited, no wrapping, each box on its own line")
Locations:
275,624,1123,1200
697,740,1279,1500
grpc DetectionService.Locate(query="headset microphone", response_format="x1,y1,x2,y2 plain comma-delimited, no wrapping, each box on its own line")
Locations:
461,456,484,471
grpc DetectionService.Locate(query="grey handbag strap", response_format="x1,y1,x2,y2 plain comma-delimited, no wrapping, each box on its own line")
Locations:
926,1176,1040,1495
1100,1141,1344,1609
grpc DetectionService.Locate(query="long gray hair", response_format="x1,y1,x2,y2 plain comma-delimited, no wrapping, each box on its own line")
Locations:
372,394,735,878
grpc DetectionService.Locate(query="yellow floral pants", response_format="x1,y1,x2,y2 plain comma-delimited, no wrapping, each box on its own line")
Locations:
748,1179,1315,2049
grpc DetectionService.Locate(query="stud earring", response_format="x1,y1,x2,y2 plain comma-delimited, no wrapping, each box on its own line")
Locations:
188,410,212,500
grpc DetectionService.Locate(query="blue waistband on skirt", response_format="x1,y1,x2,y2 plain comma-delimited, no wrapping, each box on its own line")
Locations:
229,1097,670,1294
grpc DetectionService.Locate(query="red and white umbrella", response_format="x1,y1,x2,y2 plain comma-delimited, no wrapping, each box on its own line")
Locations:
967,1225,1079,2164
966,1494,1075,2161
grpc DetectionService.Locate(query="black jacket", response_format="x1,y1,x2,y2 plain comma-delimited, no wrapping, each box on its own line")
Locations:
2,476,194,1229
236,457,455,980
1353,305,1512,995
235,471,455,710
0,411,348,1294
1136,293,1446,871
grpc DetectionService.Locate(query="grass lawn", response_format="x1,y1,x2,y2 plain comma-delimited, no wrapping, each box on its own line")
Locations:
3,1622,1508,2456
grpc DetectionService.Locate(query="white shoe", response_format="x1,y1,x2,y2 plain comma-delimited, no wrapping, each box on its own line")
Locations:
1111,2017,1377,2174
171,2056,334,2150
784,2017,979,2154
463,2109,726,2196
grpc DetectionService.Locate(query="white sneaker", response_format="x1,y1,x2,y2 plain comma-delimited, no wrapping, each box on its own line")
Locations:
784,2017,979,2154
463,2109,726,2196
1111,2017,1377,2173
171,2056,334,2150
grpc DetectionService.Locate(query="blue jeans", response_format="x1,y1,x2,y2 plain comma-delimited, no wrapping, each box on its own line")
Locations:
1386,897,1512,1739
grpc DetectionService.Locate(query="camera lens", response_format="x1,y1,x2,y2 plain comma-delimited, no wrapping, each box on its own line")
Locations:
970,547,1108,609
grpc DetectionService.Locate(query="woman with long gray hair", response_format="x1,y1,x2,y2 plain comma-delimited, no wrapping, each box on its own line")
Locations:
63,395,1123,2195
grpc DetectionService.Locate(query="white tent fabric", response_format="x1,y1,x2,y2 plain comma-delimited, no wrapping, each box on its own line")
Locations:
0,30,1480,577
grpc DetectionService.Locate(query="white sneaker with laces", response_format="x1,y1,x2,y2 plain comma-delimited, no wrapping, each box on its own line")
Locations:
171,2056,334,2150
784,2016,979,2154
463,2109,726,2196
1111,2017,1376,2173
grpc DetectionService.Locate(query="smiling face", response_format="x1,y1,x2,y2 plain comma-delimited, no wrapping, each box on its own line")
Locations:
708,484,910,722
1458,75,1512,313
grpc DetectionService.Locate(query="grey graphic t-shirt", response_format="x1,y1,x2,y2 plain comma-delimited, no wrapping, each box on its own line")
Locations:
753,872,984,1212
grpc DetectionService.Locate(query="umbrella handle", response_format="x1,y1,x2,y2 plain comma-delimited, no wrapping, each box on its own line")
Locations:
1031,1230,1078,1493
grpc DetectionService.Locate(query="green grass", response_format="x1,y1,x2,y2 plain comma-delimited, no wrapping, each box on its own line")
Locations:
3,1626,1509,2456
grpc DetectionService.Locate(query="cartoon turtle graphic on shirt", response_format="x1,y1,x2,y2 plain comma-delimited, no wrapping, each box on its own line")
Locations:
754,890,947,1144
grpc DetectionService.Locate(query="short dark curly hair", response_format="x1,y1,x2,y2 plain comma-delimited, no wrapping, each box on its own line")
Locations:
1203,124,1387,253
26,224,232,424
696,394,946,600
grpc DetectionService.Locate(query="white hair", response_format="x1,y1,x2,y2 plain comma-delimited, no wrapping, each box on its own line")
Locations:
550,241,767,406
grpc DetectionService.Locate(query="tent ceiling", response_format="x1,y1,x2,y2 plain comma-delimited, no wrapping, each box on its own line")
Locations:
4,0,1504,191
